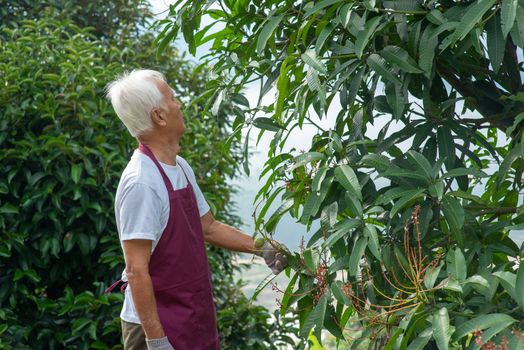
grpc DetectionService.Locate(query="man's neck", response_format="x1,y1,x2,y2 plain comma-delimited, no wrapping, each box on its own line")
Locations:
138,138,180,166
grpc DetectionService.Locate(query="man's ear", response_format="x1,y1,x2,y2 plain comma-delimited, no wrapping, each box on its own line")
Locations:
150,107,167,127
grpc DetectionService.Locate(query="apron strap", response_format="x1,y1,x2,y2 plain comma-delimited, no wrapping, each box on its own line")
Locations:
138,143,191,191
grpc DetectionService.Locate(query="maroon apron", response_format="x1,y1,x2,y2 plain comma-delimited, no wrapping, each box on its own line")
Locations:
107,143,220,349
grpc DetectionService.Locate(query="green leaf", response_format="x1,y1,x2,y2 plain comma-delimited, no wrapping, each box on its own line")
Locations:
250,272,278,302
424,261,444,289
361,154,390,172
493,271,517,301
304,0,344,19
501,0,518,38
432,307,451,350
306,68,322,92
441,195,464,235
300,291,329,339
510,5,524,47
380,45,423,73
280,272,299,315
447,190,486,205
442,167,488,178
324,219,361,247
437,126,455,170
406,150,434,180
257,14,284,54
383,0,424,11
252,117,284,132
367,53,401,85
301,50,327,75
72,318,91,334
312,167,328,192
486,14,505,74
71,164,82,184
0,204,18,214
265,199,293,232
321,202,338,229
453,314,516,340
334,164,362,200
465,274,490,289
303,248,317,272
386,81,406,119
349,236,367,276
444,277,463,293
451,0,497,44
481,322,516,344
316,24,335,54
243,129,250,176
355,16,382,58
496,146,521,188
390,189,426,218
382,168,432,184
331,281,351,306
211,89,224,115
427,9,447,25
516,262,524,310
419,25,438,74
289,152,326,171
364,225,381,261
344,67,365,109
407,329,432,350
446,247,467,281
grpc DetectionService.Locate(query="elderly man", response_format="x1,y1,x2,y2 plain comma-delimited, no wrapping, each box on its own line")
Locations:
105,69,288,350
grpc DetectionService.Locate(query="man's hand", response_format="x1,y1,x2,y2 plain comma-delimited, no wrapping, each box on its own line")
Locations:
254,238,289,274
146,336,174,350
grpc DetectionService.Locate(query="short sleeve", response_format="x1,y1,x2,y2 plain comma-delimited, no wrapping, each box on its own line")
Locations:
117,182,164,241
179,160,210,216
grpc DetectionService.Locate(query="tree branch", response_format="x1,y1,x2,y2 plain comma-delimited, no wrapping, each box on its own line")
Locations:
473,207,518,217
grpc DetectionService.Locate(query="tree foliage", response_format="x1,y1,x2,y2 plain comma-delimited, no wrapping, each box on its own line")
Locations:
157,0,524,348
0,3,297,348
0,0,151,41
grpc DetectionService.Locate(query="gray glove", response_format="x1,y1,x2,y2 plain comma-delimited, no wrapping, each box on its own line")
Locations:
254,239,289,274
146,336,174,350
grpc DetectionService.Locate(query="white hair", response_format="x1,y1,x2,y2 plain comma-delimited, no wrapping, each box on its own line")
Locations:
106,69,167,137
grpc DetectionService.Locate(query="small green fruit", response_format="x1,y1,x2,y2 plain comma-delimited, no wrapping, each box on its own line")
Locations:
254,237,266,248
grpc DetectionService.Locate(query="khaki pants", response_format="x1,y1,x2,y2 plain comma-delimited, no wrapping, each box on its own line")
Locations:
121,319,147,350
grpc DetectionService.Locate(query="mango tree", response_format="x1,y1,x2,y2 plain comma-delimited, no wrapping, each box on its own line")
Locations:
156,0,524,348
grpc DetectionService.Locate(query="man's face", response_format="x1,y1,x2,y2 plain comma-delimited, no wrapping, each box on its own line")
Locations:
157,80,185,136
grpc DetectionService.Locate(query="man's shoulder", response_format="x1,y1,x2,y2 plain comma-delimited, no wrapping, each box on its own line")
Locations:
117,152,162,192
176,155,195,174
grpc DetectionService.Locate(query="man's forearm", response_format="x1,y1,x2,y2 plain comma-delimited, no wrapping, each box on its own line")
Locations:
204,220,256,253
127,270,165,339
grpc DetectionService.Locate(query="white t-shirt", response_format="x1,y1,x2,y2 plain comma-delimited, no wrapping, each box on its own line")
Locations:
115,150,210,324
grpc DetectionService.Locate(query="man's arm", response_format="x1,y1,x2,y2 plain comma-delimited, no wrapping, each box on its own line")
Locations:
200,211,289,274
122,239,165,339
200,211,256,253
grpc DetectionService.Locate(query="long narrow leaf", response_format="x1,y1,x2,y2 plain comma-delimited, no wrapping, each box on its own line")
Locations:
250,272,278,302
334,164,362,200
501,0,518,38
432,308,451,350
257,14,284,54
453,314,516,340
452,0,497,44
355,16,382,58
